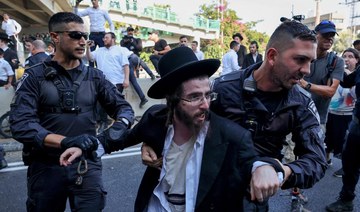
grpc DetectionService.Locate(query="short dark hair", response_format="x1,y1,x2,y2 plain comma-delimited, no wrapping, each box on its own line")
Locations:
266,20,316,52
232,33,243,41
192,40,198,46
48,12,84,32
230,40,239,49
105,32,116,40
250,41,259,49
179,35,187,41
127,26,134,32
25,36,36,43
353,40,360,46
343,48,359,60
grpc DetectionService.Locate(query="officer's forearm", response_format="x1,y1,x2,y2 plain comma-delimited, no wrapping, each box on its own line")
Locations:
44,134,65,148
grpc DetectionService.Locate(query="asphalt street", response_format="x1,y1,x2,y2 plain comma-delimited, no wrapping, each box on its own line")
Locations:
0,143,359,211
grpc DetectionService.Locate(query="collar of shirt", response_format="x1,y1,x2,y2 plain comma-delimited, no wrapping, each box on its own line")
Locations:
148,122,209,212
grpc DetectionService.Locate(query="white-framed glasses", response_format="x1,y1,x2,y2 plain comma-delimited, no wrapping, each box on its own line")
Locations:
180,92,217,105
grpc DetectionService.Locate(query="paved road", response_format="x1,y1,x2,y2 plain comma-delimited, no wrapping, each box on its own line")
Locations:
0,146,359,211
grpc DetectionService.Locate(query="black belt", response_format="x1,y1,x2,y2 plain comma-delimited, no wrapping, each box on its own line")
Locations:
90,31,105,35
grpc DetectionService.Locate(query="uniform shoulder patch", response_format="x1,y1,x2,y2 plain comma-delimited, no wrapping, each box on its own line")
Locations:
307,100,321,124
217,70,242,83
15,72,29,92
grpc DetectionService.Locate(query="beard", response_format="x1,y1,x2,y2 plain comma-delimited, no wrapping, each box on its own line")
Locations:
174,106,209,135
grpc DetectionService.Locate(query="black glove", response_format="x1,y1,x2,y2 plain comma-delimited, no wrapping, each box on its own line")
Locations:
61,134,98,154
97,121,128,154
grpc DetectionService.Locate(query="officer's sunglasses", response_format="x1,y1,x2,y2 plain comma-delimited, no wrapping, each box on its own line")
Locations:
55,31,89,40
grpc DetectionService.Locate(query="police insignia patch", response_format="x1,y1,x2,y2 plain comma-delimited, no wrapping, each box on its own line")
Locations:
308,100,320,124
16,72,29,92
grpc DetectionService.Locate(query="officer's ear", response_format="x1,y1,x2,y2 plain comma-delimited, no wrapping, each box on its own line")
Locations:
49,32,60,45
266,48,278,67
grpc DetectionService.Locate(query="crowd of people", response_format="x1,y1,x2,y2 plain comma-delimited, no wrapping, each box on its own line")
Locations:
1,0,360,211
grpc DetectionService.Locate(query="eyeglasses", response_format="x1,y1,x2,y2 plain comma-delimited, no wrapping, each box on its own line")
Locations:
180,92,217,105
55,31,88,40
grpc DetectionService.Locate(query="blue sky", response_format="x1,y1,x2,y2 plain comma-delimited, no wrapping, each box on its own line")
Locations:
148,0,351,35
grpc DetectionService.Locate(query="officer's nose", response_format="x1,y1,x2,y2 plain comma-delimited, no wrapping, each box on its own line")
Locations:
301,62,311,76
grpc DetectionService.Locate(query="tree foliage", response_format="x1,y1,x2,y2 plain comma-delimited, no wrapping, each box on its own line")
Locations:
333,29,355,54
197,0,269,59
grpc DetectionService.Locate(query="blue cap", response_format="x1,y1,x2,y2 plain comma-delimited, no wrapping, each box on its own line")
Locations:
314,20,338,35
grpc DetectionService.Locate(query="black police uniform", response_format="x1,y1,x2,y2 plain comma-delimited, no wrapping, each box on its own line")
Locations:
24,52,50,67
10,59,134,211
211,63,327,210
338,66,360,202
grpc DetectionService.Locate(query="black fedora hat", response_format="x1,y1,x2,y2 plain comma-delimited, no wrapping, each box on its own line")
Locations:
147,47,220,99
0,32,11,43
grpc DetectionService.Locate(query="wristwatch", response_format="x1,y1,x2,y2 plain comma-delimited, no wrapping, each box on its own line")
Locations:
305,82,312,90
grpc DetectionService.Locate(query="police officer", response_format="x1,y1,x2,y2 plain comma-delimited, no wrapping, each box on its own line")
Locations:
9,12,134,212
211,20,327,210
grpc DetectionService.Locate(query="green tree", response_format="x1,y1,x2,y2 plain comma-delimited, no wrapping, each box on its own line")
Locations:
333,29,354,53
197,1,269,59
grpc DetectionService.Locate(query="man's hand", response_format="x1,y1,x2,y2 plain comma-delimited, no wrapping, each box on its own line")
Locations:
250,165,280,202
75,0,83,6
59,147,82,166
97,121,128,154
141,143,162,170
60,134,98,153
123,79,129,89
4,83,11,90
86,40,94,48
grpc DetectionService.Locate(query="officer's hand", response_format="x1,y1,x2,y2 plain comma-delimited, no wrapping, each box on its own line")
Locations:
141,143,162,170
61,134,98,153
97,121,128,154
250,165,280,202
59,147,82,166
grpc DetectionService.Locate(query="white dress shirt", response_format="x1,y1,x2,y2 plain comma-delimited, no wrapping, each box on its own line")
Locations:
194,50,204,60
1,19,22,36
221,49,240,75
0,58,14,81
147,122,209,212
75,6,115,32
91,45,129,85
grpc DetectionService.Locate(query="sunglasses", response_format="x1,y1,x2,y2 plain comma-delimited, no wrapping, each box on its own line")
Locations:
55,31,88,40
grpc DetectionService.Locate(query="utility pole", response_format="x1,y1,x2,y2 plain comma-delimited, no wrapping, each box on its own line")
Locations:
315,0,321,25
342,0,360,39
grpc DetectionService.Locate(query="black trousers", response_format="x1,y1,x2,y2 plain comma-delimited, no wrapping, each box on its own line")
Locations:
26,158,106,212
340,120,360,201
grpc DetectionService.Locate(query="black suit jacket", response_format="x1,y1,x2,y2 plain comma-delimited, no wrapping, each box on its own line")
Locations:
237,45,247,67
124,104,257,212
242,53,263,69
